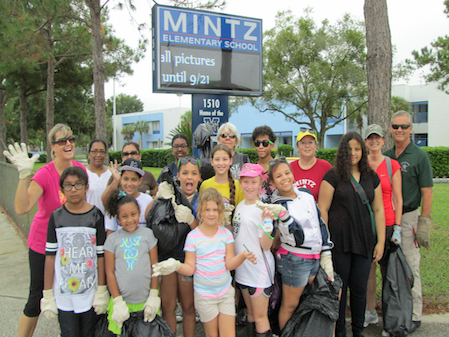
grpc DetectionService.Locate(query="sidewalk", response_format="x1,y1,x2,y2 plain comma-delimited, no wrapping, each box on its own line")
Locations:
1,209,448,337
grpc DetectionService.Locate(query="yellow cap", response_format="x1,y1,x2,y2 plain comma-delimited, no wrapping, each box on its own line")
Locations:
296,131,317,143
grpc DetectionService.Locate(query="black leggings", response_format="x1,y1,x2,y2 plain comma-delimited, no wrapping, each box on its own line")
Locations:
58,308,96,337
23,249,45,317
333,251,372,336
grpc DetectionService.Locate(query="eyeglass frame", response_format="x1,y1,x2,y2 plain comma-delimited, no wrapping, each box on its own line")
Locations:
62,182,86,192
254,139,273,148
89,149,106,155
172,144,189,150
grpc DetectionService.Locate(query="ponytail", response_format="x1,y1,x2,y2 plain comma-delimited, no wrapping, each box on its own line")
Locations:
227,169,236,207
104,189,140,218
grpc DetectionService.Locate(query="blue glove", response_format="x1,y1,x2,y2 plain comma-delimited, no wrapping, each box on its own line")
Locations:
391,225,401,245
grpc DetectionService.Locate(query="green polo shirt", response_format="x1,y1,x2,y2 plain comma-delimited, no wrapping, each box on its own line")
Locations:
384,142,433,213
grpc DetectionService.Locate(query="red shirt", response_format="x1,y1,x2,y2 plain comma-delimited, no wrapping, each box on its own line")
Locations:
291,158,332,202
375,158,401,226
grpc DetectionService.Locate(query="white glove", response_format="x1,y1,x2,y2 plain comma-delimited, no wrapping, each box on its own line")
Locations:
417,216,432,248
224,204,235,227
112,296,130,328
152,258,181,277
143,289,161,322
3,142,39,179
391,225,402,245
92,285,110,315
40,289,58,320
255,200,287,217
156,181,175,200
320,254,334,282
174,203,195,225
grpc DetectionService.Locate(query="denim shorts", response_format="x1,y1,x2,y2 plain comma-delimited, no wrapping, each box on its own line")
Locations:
277,252,320,288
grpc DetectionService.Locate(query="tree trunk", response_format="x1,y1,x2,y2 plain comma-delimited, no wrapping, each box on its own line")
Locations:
46,55,55,163
364,0,393,148
19,88,28,144
0,89,6,161
87,0,107,141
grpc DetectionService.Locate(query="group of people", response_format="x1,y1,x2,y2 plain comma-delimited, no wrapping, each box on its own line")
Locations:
3,113,433,337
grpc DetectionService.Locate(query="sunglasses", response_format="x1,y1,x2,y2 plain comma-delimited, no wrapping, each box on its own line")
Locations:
122,151,139,157
219,133,237,139
300,127,316,134
62,182,85,192
177,157,201,169
268,156,287,168
52,135,75,146
90,150,106,155
254,140,273,147
172,144,188,150
391,124,411,130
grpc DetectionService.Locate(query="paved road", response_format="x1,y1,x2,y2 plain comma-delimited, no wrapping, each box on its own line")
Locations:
1,209,448,336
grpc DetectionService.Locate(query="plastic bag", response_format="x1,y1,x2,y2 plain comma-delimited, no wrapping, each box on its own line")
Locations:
121,311,175,337
382,242,414,337
94,314,115,337
146,167,193,256
280,267,342,337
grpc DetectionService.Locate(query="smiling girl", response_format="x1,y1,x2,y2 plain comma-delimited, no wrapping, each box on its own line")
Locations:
104,159,152,236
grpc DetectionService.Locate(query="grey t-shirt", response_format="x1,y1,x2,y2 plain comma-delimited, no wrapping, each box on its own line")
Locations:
104,226,157,303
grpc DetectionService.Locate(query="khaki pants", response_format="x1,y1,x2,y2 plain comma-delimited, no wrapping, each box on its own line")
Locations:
400,209,422,321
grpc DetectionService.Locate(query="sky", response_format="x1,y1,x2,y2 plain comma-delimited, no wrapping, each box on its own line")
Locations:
104,0,449,111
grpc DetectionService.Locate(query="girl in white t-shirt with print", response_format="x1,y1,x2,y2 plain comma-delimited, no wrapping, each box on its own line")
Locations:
233,163,276,337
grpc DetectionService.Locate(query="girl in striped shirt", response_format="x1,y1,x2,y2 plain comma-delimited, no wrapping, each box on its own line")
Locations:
153,188,256,337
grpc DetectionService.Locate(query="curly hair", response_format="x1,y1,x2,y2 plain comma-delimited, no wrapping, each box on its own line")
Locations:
334,131,374,181
211,144,235,207
104,189,140,218
252,125,277,143
197,188,226,227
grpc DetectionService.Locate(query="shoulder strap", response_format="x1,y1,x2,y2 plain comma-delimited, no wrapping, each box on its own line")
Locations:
350,175,377,237
385,156,393,185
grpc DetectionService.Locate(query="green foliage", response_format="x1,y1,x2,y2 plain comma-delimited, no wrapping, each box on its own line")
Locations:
250,10,367,147
106,93,144,116
391,96,412,114
277,145,294,157
316,148,337,166
109,149,174,168
38,153,47,163
167,110,192,147
121,124,136,142
422,147,449,177
235,148,276,163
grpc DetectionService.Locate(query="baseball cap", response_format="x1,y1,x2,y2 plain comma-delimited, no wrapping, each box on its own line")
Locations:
238,163,264,178
365,124,384,138
121,158,144,177
296,129,317,143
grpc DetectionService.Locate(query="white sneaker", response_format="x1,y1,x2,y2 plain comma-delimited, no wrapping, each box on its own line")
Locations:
381,330,390,336
363,309,379,327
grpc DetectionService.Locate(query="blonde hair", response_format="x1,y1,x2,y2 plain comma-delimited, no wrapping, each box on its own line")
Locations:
48,124,73,159
197,188,226,227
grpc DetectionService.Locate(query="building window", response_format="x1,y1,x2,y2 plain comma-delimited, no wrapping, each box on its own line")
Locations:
414,133,428,147
151,121,160,134
412,102,428,123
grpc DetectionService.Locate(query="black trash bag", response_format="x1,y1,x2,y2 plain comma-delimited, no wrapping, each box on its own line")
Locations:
268,269,283,336
382,242,414,337
280,267,342,337
94,314,115,337
121,311,175,337
146,167,193,256
193,121,218,161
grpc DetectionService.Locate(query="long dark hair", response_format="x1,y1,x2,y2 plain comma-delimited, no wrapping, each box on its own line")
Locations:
334,131,374,181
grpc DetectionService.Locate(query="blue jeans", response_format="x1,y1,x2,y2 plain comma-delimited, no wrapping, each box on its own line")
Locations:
277,252,319,287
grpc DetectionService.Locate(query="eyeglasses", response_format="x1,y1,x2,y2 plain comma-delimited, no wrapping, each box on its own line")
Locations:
254,140,273,147
122,151,139,157
391,124,411,130
172,144,188,150
298,140,315,146
52,136,75,146
219,133,237,139
90,150,106,155
62,182,85,192
300,127,316,134
177,157,201,169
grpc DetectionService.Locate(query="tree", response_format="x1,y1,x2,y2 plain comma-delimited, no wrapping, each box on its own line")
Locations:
121,124,136,142
106,93,144,115
134,120,149,147
391,96,411,114
168,110,192,147
364,0,393,147
410,1,449,93
252,10,367,146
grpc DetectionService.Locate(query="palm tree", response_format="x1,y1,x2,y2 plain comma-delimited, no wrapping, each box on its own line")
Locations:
134,120,149,147
121,124,136,142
